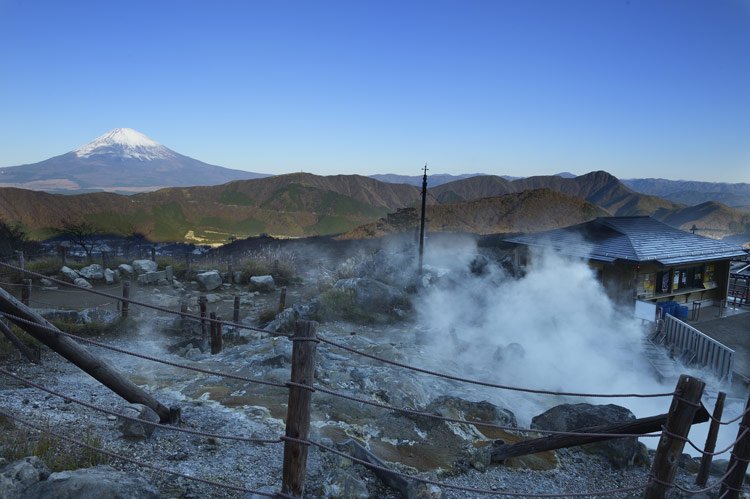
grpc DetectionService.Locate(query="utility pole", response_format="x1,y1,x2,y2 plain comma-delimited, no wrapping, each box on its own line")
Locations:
418,163,428,273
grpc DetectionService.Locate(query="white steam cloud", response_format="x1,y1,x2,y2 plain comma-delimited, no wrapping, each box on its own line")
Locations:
414,239,741,453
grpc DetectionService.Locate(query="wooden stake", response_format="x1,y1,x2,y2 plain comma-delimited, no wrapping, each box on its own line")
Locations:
199,295,207,341
0,286,170,421
278,286,287,314
0,319,40,364
644,374,705,499
281,321,318,498
121,281,130,318
233,295,240,324
719,394,750,499
696,392,726,487
209,312,217,354
21,279,31,306
214,316,223,354
150,247,156,262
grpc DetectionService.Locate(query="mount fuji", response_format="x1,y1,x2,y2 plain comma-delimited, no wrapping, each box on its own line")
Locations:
0,128,269,193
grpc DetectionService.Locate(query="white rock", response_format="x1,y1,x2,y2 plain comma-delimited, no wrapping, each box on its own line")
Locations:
205,293,222,303
118,264,134,275
132,260,158,274
60,266,79,282
78,264,104,280
104,268,117,284
196,270,222,291
250,275,275,291
73,277,92,288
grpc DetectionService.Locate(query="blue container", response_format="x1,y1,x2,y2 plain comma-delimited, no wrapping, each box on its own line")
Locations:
678,305,689,320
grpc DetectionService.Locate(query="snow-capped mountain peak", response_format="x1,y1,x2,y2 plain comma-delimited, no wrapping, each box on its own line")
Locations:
74,128,175,161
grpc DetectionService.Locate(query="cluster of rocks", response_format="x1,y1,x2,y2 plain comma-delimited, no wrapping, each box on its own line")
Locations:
0,457,158,499
57,259,175,289
194,270,276,292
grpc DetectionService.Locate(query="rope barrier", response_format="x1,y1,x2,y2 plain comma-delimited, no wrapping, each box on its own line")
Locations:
0,261,283,337
1,260,676,400
288,381,662,439
286,436,648,497
317,336,676,399
671,463,738,494
0,409,287,498
0,312,288,389
0,310,663,438
660,425,750,458
707,403,750,426
0,368,282,445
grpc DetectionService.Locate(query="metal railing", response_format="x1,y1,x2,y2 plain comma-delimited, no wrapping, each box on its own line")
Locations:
664,314,735,383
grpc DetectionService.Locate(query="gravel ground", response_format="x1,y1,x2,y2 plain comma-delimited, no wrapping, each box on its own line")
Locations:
1,283,747,498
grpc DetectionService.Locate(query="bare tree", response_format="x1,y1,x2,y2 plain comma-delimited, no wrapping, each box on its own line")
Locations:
58,219,100,260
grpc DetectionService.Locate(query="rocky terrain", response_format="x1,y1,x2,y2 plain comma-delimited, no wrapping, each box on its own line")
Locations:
0,240,747,498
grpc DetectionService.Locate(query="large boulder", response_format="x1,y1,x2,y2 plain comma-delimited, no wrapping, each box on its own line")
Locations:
196,271,222,291
60,266,79,282
115,403,160,439
78,264,104,280
117,264,134,275
73,277,92,289
250,275,275,292
24,466,158,499
132,260,158,275
0,457,50,499
426,395,517,428
333,277,409,313
531,403,638,468
104,268,117,284
137,270,167,285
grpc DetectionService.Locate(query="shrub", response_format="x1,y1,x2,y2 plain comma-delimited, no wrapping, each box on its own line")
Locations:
314,288,373,324
0,421,109,471
238,248,298,286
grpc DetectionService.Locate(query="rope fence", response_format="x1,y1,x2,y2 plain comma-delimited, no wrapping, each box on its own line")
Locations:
1,258,749,497
0,409,285,498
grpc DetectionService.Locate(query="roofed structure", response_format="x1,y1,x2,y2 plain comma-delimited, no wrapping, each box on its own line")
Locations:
505,216,747,265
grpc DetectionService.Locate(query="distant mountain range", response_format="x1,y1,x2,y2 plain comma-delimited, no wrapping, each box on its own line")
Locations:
0,169,748,245
0,128,268,193
622,178,750,208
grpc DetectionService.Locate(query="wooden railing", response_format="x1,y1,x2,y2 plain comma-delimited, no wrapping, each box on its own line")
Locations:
664,314,735,383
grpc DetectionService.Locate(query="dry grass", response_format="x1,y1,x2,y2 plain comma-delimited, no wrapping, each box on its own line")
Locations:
0,419,110,472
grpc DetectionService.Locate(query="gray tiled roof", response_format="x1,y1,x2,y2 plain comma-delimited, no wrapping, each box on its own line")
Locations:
505,216,748,265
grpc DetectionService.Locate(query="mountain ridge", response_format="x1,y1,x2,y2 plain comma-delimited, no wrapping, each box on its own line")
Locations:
0,170,747,244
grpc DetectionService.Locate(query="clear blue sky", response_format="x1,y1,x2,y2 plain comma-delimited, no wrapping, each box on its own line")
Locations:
1,0,748,182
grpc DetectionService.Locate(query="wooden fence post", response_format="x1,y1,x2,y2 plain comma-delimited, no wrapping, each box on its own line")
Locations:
644,374,705,499
21,279,31,306
720,394,750,498
121,281,130,318
227,263,233,285
209,312,217,354
150,247,156,262
278,286,287,314
281,321,318,498
696,391,726,487
213,316,223,354
233,296,240,324
199,295,207,345
17,251,24,272
186,253,192,280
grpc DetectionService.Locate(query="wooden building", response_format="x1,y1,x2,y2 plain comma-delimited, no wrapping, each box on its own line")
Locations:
504,216,748,308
